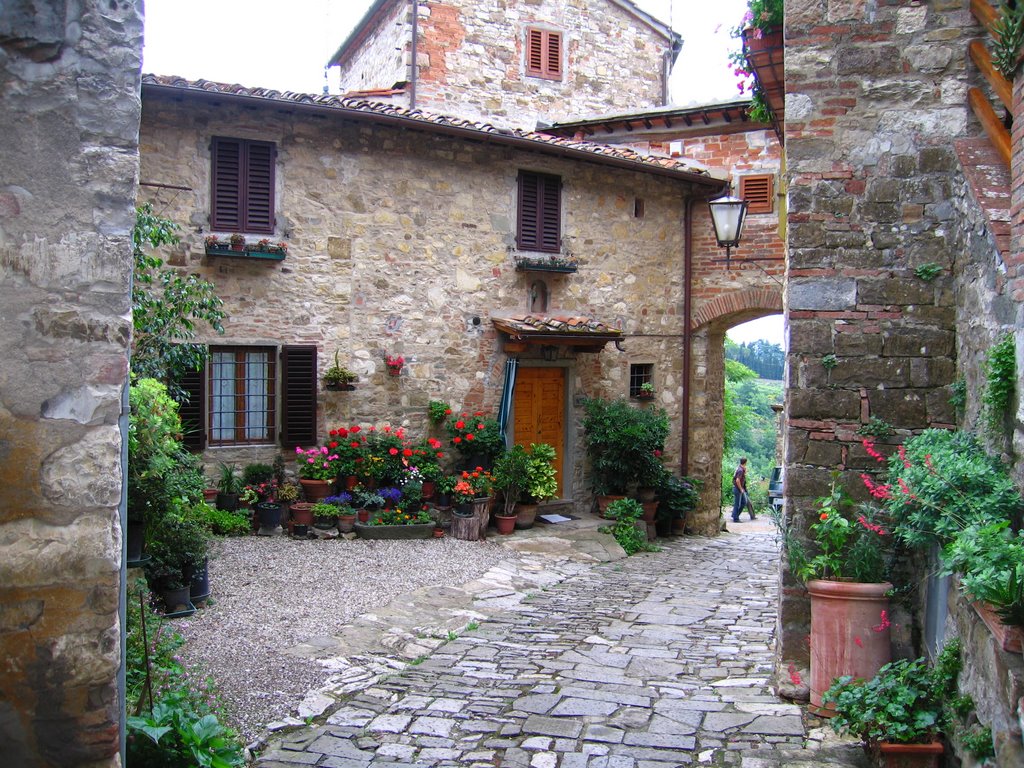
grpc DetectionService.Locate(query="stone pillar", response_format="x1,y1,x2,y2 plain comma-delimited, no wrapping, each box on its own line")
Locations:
780,0,969,671
0,3,142,765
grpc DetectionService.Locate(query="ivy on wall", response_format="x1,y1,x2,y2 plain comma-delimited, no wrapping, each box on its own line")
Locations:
983,332,1016,432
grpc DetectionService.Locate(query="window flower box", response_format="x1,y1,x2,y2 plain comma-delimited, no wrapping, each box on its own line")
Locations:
514,255,578,273
204,241,287,261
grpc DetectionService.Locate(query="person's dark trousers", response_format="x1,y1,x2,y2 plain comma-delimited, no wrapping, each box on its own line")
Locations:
732,486,743,522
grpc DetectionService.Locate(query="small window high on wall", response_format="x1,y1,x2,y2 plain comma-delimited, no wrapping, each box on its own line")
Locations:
526,28,562,80
629,363,654,397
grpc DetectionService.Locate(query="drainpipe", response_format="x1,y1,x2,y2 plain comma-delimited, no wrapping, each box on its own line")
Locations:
410,0,419,109
681,195,693,474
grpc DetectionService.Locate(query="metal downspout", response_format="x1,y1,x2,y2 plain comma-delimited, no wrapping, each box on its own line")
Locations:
410,0,419,109
681,196,693,474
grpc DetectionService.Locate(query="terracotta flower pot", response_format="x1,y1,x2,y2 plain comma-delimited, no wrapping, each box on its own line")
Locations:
495,514,517,535
300,478,332,503
290,502,314,528
337,513,356,533
876,740,943,768
808,579,892,715
515,502,539,529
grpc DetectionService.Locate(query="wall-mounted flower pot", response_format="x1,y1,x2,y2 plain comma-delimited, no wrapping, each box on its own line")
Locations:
972,600,1024,653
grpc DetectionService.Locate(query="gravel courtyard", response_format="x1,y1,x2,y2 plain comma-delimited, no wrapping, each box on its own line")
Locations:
177,535,517,742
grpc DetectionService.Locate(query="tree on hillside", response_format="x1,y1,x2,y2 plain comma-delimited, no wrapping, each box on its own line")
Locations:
725,338,784,380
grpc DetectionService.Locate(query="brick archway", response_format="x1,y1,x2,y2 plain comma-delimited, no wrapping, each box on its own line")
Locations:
690,287,783,331
685,286,784,535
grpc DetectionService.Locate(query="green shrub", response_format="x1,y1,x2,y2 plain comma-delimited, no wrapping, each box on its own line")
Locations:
242,463,274,486
883,429,1021,548
195,503,250,536
943,521,1024,626
983,332,1016,432
582,397,668,495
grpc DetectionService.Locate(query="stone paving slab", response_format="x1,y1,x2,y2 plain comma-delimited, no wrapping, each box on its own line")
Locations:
255,523,870,767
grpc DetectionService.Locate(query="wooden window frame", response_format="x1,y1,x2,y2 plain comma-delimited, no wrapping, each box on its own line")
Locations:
207,346,278,446
526,27,563,81
629,363,654,397
210,136,277,234
739,174,774,215
517,170,562,254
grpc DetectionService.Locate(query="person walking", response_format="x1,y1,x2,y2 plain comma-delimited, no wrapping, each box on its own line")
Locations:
731,457,756,523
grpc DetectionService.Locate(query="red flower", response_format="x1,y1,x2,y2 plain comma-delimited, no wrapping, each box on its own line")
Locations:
403,449,413,457
328,441,339,449
350,426,361,434
453,437,462,444
465,433,475,441
477,423,485,430
820,512,828,520
350,441,360,448
428,438,441,449
389,448,399,455
444,408,452,415
653,449,662,457
455,420,465,429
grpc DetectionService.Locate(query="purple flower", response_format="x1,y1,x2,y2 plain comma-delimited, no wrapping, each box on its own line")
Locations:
379,486,402,503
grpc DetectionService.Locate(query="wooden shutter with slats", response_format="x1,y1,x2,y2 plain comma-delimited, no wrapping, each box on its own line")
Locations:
210,137,276,234
526,28,562,80
517,171,561,253
178,364,206,452
739,174,774,214
280,345,317,447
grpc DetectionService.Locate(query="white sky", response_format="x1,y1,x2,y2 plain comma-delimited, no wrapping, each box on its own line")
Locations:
142,0,749,105
143,0,781,345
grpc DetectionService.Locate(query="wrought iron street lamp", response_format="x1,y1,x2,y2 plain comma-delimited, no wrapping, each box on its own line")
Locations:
708,189,748,268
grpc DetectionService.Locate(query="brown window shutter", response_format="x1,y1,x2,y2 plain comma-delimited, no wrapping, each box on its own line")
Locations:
178,363,206,452
280,345,317,447
539,174,561,252
517,171,561,254
527,28,544,75
739,174,774,214
243,140,276,233
546,31,561,77
210,137,242,231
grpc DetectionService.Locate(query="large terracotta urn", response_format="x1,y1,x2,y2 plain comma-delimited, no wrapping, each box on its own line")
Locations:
808,579,892,715
300,478,332,503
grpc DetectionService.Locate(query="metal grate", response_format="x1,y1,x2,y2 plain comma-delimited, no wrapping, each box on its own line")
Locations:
629,363,653,397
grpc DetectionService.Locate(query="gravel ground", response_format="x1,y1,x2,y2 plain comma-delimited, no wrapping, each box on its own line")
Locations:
177,534,515,743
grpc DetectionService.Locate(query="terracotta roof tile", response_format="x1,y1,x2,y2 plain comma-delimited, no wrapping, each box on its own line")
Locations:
494,313,622,336
141,74,719,184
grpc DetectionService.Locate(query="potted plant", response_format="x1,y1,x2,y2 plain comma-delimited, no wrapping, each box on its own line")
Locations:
823,639,962,768
783,475,895,714
434,474,456,508
216,462,243,512
515,443,558,529
428,399,451,425
324,351,358,390
229,232,245,251
311,499,341,530
582,397,669,511
635,381,656,400
295,445,341,501
418,462,444,500
446,411,507,470
355,506,435,539
353,487,384,523
385,353,404,376
145,508,210,615
656,474,702,536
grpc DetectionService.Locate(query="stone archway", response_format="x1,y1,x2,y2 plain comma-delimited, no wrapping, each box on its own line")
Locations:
686,287,783,536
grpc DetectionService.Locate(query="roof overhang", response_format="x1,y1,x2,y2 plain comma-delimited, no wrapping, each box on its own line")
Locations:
141,76,728,193
492,314,624,354
328,0,400,70
543,101,771,142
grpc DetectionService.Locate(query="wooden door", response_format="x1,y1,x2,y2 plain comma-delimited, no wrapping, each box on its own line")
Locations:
512,367,565,497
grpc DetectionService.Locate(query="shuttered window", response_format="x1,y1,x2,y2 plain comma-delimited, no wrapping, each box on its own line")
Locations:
178,366,207,452
739,174,774,214
210,137,276,234
526,28,562,80
280,345,317,447
517,171,561,253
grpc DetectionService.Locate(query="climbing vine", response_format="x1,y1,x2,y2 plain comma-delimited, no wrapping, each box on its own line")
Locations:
982,332,1016,431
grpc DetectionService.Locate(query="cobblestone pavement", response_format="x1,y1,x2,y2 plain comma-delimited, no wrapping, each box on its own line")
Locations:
256,527,868,767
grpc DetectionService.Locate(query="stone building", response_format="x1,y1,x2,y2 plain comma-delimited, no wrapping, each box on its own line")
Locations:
778,1,1023,764
328,0,681,130
139,75,736,516
0,2,142,766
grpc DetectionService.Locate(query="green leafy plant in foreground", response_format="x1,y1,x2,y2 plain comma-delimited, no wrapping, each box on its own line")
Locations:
603,497,658,555
983,332,1016,432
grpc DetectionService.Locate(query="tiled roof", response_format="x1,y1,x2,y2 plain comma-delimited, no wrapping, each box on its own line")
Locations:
492,314,623,338
141,74,722,187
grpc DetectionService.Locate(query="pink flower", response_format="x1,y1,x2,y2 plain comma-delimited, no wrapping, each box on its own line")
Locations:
788,663,802,686
862,439,885,463
898,444,911,469
389,448,399,455
897,477,917,500
872,610,891,632
854,636,863,648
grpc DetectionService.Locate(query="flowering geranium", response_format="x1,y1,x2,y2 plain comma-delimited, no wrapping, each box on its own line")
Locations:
446,411,506,459
460,467,494,498
295,445,342,481
451,479,476,504
785,474,893,584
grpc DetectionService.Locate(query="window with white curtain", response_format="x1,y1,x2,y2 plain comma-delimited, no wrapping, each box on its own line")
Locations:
208,346,277,445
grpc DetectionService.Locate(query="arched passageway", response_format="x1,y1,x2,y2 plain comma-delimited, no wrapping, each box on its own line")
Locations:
686,287,783,535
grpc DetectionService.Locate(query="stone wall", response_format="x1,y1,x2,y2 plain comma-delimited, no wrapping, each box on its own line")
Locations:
139,91,707,509
0,2,142,765
781,0,974,670
336,0,672,130
335,0,409,97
